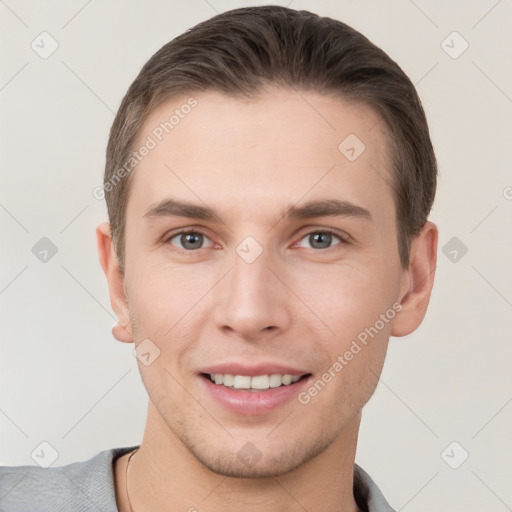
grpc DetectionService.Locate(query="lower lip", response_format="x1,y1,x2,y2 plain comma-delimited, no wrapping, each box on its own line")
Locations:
199,374,312,415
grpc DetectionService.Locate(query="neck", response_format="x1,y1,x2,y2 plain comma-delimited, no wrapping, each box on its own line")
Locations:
116,402,362,512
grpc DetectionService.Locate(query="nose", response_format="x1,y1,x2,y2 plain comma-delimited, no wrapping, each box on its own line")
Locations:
212,243,291,341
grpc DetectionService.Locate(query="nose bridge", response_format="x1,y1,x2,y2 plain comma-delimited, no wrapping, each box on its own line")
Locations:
229,236,276,306
214,235,289,337
231,238,271,292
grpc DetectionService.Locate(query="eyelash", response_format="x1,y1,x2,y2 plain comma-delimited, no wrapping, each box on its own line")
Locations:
163,228,349,253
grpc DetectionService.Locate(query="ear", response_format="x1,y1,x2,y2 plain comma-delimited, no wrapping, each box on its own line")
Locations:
96,222,134,343
391,221,438,337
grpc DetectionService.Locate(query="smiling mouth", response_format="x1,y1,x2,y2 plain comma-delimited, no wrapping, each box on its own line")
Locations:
201,372,312,391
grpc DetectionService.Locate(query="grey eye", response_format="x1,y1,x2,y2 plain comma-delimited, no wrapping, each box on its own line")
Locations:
169,231,212,251
297,231,343,250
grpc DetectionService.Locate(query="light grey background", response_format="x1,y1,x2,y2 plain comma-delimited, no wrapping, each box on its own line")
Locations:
1,1,511,510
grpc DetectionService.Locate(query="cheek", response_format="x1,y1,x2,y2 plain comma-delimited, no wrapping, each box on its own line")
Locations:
125,264,214,380
127,262,203,327
302,313,391,418
291,261,395,393
290,260,394,338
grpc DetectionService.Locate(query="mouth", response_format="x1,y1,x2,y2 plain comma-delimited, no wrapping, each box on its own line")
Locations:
200,372,311,392
197,363,314,414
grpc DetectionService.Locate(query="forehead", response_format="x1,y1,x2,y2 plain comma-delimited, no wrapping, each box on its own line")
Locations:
127,87,394,225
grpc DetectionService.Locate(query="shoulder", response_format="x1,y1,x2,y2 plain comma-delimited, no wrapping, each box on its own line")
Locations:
0,445,138,512
354,463,396,512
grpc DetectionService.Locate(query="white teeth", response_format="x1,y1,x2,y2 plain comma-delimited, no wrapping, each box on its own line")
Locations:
223,374,234,386
281,374,292,386
250,375,269,390
233,375,251,389
208,373,304,390
269,374,282,388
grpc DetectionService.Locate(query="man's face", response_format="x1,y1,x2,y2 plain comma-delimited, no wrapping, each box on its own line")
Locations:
120,87,408,477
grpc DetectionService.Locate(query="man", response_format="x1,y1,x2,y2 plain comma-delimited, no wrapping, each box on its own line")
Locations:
0,5,437,511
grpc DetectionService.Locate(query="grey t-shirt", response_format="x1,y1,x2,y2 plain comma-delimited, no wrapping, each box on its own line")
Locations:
0,446,396,511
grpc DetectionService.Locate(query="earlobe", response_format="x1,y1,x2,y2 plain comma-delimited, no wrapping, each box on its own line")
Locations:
96,222,134,343
112,321,134,343
390,221,438,338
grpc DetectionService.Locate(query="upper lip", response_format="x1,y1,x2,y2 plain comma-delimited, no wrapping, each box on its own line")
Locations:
199,363,310,377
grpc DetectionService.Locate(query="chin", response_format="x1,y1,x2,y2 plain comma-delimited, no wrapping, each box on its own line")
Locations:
184,434,333,479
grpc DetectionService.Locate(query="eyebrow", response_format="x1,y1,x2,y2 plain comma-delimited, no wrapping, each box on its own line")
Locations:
143,197,372,223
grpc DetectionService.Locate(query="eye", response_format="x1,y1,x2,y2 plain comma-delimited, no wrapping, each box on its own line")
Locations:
296,229,348,250
163,228,349,253
165,230,214,251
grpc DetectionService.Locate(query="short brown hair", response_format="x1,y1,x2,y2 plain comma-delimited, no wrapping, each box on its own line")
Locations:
104,5,437,272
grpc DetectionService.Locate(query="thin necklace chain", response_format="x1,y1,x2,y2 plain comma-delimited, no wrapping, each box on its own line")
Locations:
125,447,359,511
125,448,139,512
